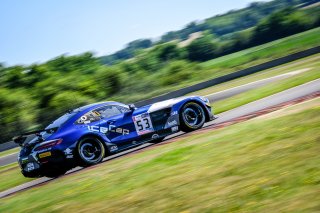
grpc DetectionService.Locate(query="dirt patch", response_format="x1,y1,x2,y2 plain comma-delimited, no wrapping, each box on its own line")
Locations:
178,32,202,47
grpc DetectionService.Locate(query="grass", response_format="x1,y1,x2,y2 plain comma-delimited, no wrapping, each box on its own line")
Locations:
201,28,320,69
0,163,33,193
0,100,319,212
212,58,320,114
189,53,320,96
0,147,20,158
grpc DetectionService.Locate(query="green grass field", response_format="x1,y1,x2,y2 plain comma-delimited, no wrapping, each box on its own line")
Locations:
212,57,320,114
0,163,34,193
1,99,319,212
201,28,320,70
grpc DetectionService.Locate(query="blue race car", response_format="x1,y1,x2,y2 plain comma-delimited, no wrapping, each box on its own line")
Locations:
13,96,215,178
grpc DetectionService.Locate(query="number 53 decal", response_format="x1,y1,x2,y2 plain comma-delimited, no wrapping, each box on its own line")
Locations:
133,113,154,135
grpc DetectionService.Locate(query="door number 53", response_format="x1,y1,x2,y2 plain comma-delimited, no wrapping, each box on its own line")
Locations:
133,113,154,135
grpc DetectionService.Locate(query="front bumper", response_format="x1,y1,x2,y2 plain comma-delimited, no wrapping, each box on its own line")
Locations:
205,104,216,121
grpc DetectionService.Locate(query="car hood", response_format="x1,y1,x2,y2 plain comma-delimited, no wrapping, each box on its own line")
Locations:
134,96,192,115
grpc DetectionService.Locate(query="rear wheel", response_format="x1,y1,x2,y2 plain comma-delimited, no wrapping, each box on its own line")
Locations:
180,102,206,132
77,137,105,167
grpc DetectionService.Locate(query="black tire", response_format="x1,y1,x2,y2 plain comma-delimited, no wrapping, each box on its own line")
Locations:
179,102,206,132
77,137,105,167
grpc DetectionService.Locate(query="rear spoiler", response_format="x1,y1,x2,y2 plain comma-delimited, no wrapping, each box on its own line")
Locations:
12,127,58,146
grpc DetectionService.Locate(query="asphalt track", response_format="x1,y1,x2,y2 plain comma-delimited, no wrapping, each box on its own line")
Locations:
0,78,319,198
0,69,311,167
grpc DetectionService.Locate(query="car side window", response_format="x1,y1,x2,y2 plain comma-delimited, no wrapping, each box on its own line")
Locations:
76,111,101,124
117,105,130,113
96,105,123,118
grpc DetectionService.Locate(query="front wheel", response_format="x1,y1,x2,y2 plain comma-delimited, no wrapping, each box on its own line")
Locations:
77,137,105,167
180,102,206,132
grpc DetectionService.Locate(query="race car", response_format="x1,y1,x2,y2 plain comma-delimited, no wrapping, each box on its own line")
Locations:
13,96,215,178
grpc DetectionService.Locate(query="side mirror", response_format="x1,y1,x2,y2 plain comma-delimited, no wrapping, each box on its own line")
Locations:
128,104,137,111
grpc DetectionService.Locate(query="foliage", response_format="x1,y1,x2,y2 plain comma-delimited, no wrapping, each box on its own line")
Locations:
186,35,218,61
159,60,196,86
99,39,152,65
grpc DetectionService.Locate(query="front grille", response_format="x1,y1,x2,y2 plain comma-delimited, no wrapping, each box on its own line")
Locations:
150,108,171,131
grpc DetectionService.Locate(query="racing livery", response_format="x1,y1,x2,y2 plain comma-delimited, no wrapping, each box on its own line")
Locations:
13,96,215,178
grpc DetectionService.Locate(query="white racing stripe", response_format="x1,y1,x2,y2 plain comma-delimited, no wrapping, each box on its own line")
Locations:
147,97,189,113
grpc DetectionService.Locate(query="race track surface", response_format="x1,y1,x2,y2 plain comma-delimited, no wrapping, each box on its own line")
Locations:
0,78,319,198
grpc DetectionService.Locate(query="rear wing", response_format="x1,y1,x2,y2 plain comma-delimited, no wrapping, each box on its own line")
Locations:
12,127,58,146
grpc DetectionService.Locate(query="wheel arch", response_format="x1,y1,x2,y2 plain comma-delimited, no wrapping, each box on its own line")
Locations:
77,133,110,156
178,99,210,122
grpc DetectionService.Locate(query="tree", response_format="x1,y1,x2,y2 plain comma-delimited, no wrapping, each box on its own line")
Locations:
127,39,152,49
186,36,217,61
0,89,36,142
95,66,124,96
160,60,194,86
3,66,26,88
252,8,310,44
153,42,182,62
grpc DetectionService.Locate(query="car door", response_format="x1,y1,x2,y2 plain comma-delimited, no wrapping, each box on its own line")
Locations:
96,105,139,148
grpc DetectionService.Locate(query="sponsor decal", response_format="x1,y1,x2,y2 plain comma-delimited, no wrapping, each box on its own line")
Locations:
64,148,72,155
171,126,179,132
171,111,178,116
110,145,118,152
88,125,129,135
152,134,160,139
167,120,178,127
39,151,51,158
64,148,74,158
93,111,100,116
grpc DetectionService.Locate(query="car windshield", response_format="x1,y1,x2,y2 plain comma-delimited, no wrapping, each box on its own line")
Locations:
46,111,78,129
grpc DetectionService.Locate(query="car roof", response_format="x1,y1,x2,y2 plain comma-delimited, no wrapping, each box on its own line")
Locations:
56,101,126,128
74,101,123,112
